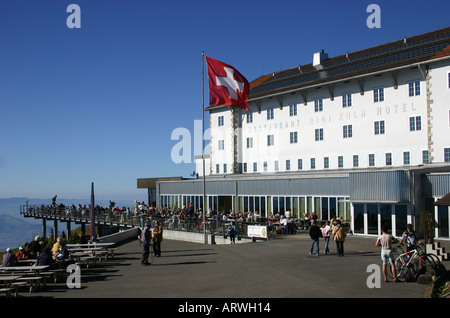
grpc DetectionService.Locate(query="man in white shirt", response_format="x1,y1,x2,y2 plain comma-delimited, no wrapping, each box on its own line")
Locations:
376,227,399,282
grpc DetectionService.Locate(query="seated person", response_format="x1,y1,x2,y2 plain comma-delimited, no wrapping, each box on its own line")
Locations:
15,245,29,260
2,248,17,267
37,246,54,268
55,242,71,261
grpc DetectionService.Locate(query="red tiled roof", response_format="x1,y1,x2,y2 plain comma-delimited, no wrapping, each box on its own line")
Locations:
435,193,450,206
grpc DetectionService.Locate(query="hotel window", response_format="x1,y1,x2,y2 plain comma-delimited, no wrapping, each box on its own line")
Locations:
247,137,253,148
267,108,274,120
342,94,352,107
369,154,375,167
286,160,291,171
353,155,359,167
315,128,324,141
445,148,450,162
423,150,429,164
223,164,227,173
246,112,253,123
310,158,316,169
298,159,303,170
216,164,220,173
243,163,247,173
374,120,385,135
373,87,384,103
314,99,323,112
324,157,329,169
386,153,392,166
218,140,224,150
263,161,268,172
403,151,410,165
218,116,224,126
267,134,274,146
409,116,422,131
289,104,297,116
290,131,298,144
275,160,279,171
343,125,352,138
338,156,344,168
409,81,420,96
253,162,258,172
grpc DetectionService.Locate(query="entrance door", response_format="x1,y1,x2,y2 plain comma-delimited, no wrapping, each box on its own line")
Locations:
218,196,232,214
437,205,449,238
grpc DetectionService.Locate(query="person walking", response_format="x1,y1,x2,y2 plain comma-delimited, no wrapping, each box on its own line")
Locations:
332,220,346,256
309,220,321,256
153,220,163,257
227,221,237,244
376,227,400,282
141,223,152,266
321,221,332,254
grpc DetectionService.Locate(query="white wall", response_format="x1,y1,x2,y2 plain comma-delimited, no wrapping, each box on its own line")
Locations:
204,60,450,175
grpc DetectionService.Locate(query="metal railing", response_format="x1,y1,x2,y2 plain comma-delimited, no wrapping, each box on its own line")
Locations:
20,205,141,227
20,205,309,240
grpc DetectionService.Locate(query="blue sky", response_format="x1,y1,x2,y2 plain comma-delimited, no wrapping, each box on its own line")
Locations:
0,0,449,205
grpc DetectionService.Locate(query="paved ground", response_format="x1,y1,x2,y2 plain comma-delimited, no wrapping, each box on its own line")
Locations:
24,233,449,301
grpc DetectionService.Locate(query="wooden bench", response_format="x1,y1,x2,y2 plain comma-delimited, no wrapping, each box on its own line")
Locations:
0,288,12,298
49,269,67,283
16,276,43,293
76,256,97,268
11,281,27,297
40,272,56,286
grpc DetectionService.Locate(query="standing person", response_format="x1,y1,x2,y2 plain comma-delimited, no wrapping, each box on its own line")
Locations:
332,220,346,256
399,224,420,252
376,227,400,282
321,221,332,254
309,220,321,256
141,223,152,266
227,221,237,244
153,220,163,257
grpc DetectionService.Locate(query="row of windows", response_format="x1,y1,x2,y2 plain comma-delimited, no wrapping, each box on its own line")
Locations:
235,116,424,149
242,83,422,124
214,148,450,174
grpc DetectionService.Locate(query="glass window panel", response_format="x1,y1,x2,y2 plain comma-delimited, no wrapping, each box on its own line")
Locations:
367,204,378,235
353,204,365,234
395,205,408,237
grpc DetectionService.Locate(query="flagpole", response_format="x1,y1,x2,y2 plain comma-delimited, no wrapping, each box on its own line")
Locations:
202,51,207,245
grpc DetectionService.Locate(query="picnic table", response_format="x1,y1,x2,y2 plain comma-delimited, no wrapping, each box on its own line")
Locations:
0,275,21,288
68,243,118,260
16,259,37,266
0,265,49,275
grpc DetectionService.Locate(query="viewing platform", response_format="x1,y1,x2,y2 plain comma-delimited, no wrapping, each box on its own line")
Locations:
20,204,142,240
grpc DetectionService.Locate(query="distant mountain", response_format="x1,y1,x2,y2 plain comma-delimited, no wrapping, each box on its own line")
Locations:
0,214,43,251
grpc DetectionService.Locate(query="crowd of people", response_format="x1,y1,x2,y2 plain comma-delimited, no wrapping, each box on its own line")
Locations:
1,232,89,269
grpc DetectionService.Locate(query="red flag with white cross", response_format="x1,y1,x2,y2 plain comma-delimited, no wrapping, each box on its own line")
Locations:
206,56,250,111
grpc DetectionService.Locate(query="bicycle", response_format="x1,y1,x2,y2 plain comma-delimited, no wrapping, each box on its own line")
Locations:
387,244,441,282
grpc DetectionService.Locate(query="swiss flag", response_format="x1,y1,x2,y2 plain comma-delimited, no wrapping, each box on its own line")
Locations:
206,56,249,111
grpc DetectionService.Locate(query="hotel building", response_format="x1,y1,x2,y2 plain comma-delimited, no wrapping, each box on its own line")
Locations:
139,27,450,239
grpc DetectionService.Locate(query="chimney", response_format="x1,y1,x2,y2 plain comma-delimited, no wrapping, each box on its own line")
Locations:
313,50,328,66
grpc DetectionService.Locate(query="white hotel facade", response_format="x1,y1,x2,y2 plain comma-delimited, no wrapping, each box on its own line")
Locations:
139,27,450,239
